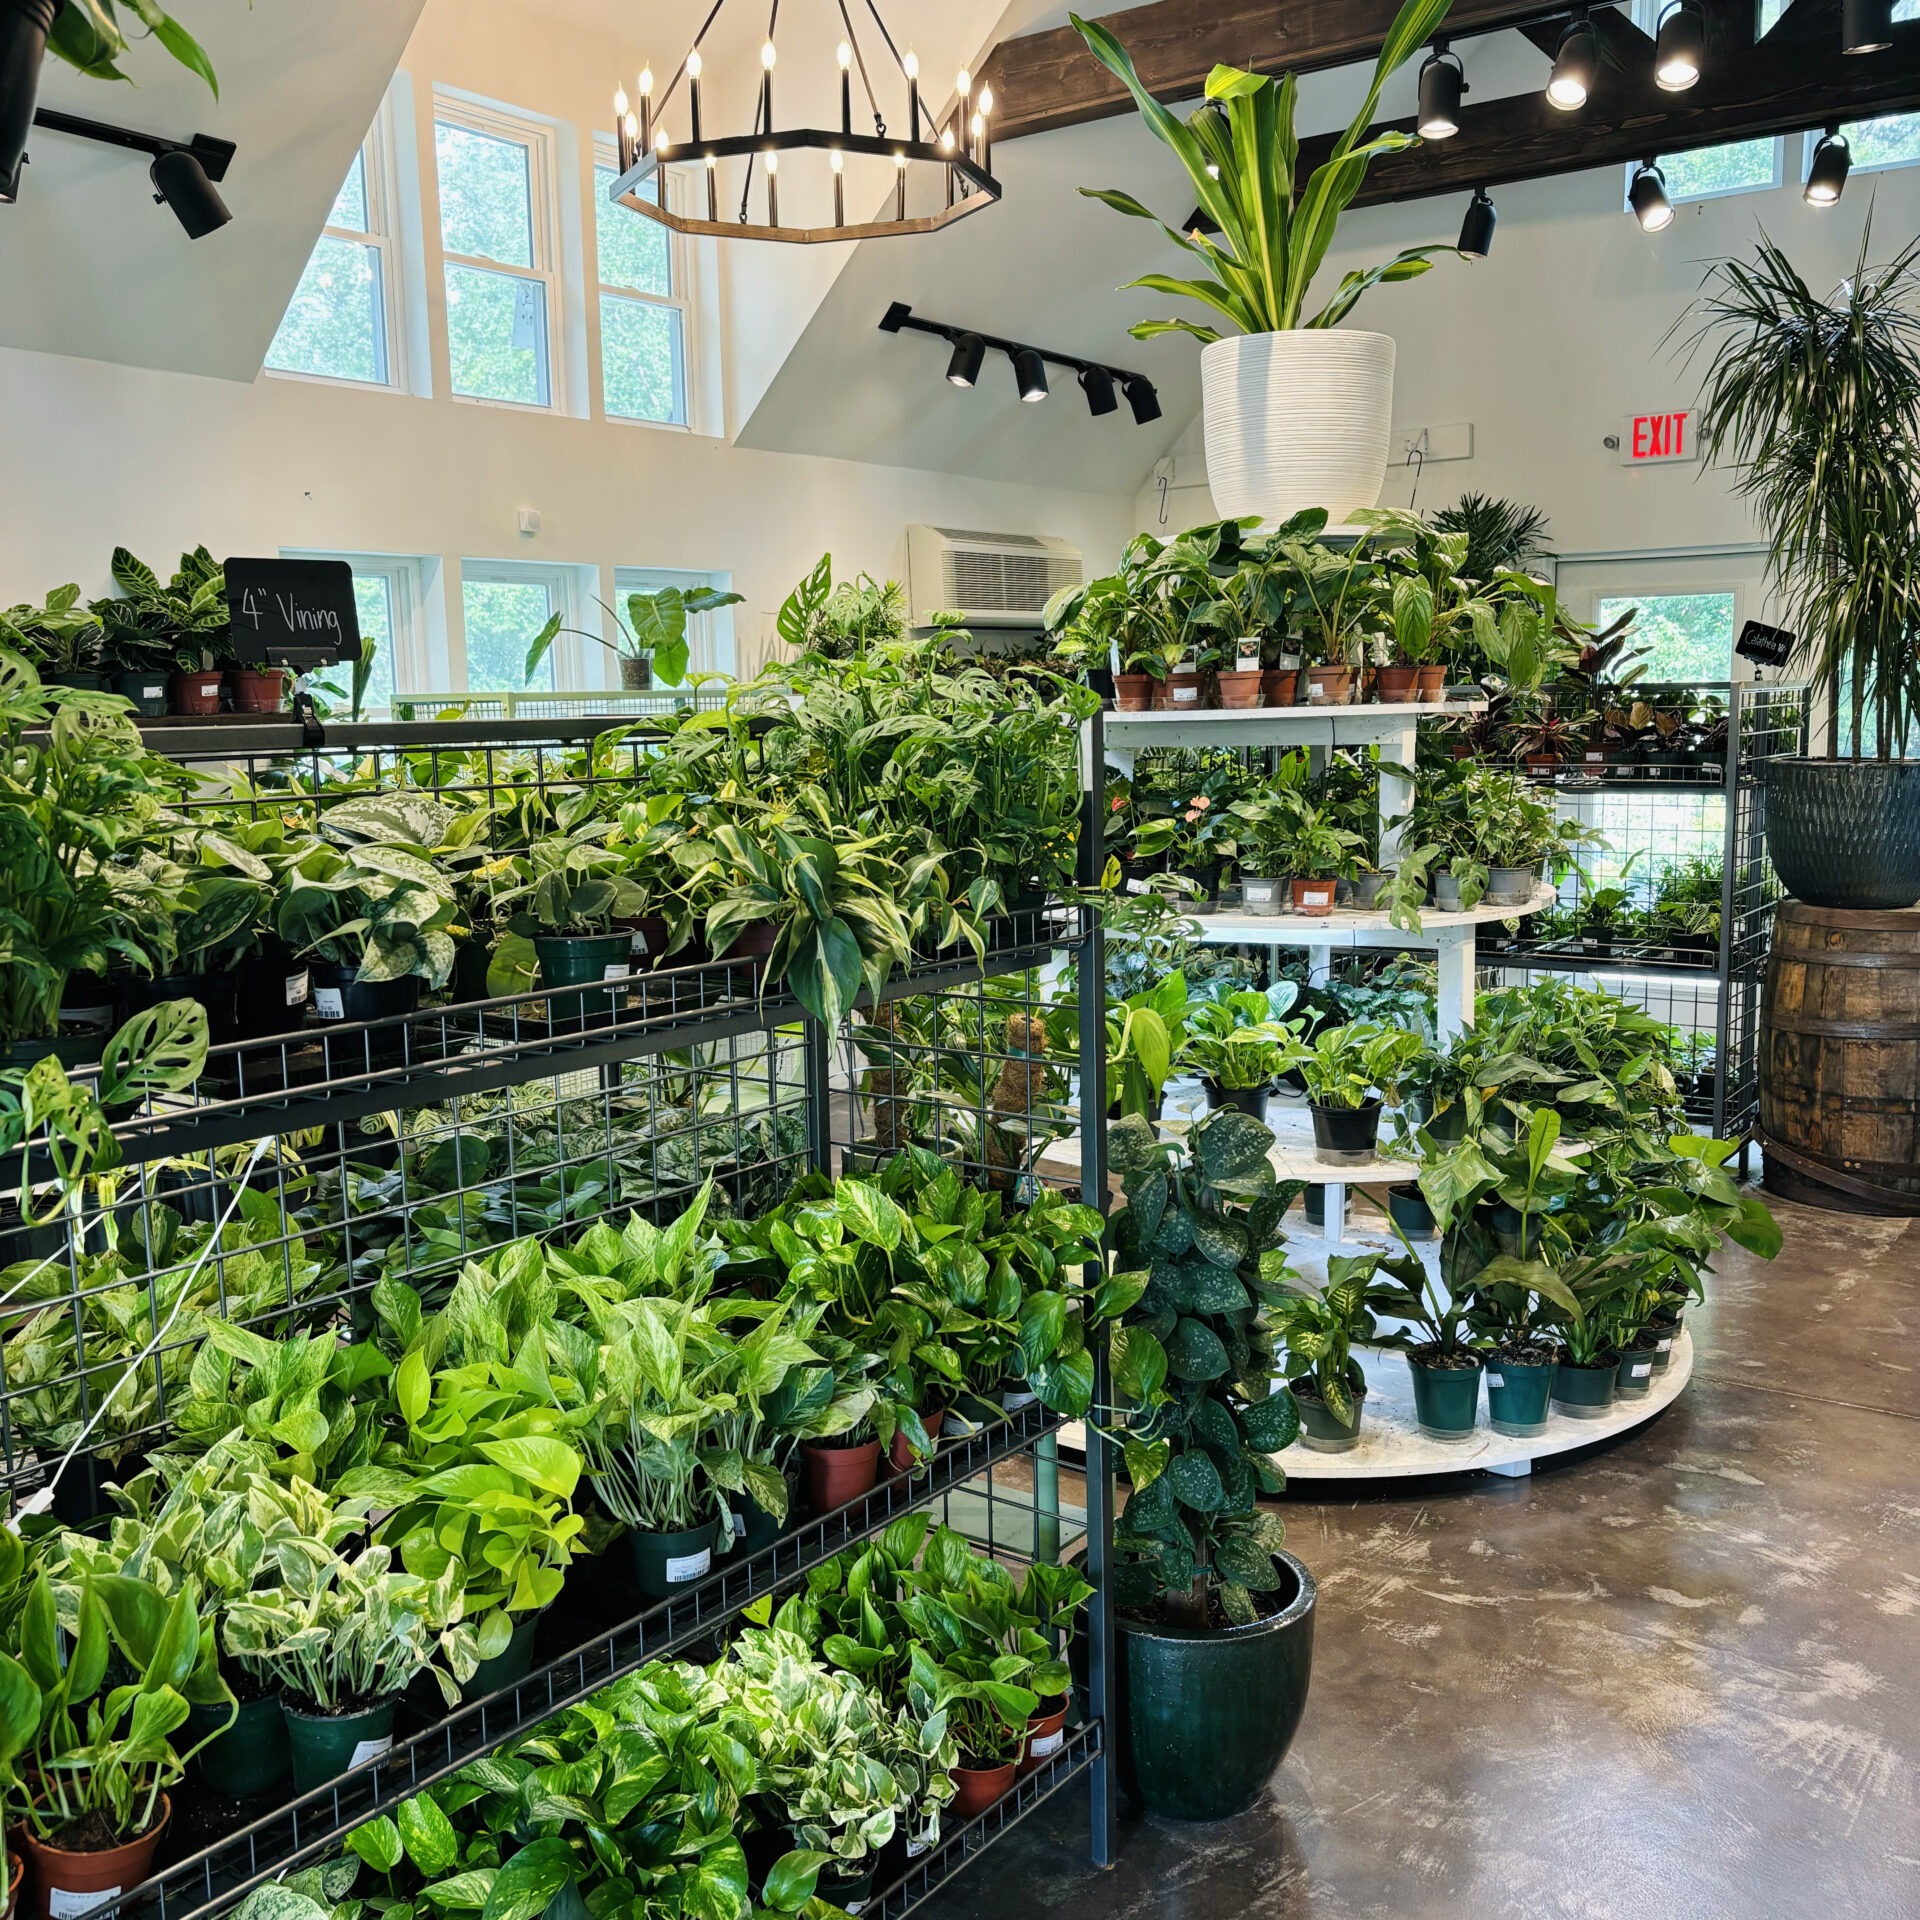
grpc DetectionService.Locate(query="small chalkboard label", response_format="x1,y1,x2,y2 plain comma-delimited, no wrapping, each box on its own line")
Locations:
1735,619,1795,668
226,558,361,669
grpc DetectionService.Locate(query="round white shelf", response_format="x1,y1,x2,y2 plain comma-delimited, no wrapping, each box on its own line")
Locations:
1279,1331,1693,1482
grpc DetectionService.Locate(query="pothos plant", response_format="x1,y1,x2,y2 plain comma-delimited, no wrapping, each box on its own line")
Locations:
1102,1109,1303,1627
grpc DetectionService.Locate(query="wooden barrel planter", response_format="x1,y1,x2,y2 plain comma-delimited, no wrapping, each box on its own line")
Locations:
1759,901,1920,1215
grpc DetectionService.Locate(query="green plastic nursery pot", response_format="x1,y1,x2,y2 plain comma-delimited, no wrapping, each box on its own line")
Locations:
1615,1343,1660,1399
1648,1315,1683,1373
1118,1549,1316,1821
535,933,632,1033
736,1492,789,1555
1386,1182,1435,1238
627,1519,718,1601
188,1692,291,1798
282,1698,398,1794
1485,1354,1557,1437
1550,1359,1619,1421
1289,1379,1365,1452
1,1034,105,1073
1406,1353,1483,1439
461,1614,543,1700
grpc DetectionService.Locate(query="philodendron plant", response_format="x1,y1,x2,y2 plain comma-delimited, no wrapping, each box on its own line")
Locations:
1104,1109,1303,1628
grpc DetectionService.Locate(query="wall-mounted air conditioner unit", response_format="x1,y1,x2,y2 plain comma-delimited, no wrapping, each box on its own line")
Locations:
905,525,1082,629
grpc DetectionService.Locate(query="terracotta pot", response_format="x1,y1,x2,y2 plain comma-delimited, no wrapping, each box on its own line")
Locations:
802,1438,881,1512
1261,668,1300,707
23,1796,170,1920
949,1761,1016,1819
888,1403,946,1474
1114,673,1154,713
1019,1698,1070,1778
1150,681,1171,710
228,667,290,713
168,671,223,716
1291,878,1336,917
1376,665,1420,703
1304,666,1352,706
1416,663,1446,700
1216,669,1264,709
1166,669,1207,709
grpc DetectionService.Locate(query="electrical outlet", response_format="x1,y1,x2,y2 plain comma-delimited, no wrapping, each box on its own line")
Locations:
1396,422,1474,465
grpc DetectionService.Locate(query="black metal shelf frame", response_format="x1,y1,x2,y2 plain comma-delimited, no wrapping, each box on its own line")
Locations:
138,1407,1070,1920
1,709,1120,1918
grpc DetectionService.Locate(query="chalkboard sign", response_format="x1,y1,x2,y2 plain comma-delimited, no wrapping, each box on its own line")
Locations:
1735,619,1796,669
226,558,362,669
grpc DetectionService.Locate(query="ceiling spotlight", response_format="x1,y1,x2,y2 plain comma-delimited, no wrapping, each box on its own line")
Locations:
1841,0,1893,51
946,331,985,387
1123,375,1161,425
1805,129,1851,205
1629,159,1674,232
1654,2,1705,89
1417,45,1465,139
1457,186,1496,259
1547,14,1598,110
1078,365,1118,416
1012,346,1049,403
150,144,230,237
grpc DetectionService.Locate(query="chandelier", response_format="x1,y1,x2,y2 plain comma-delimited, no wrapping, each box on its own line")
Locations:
608,2,1001,244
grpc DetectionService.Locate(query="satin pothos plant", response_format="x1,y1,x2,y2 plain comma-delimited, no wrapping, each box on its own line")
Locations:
1102,1109,1303,1627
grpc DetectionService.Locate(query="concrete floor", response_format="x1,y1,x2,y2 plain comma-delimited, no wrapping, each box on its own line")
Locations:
928,1196,1920,1920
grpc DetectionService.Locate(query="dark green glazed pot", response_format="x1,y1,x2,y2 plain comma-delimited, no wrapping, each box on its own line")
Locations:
627,1519,719,1601
282,1697,398,1793
189,1692,290,1798
1118,1550,1316,1820
1550,1359,1619,1420
1406,1354,1483,1439
1485,1355,1557,1436
1290,1380,1365,1452
460,1614,543,1701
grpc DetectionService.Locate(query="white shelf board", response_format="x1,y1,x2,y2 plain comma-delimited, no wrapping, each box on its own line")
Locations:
1278,1330,1693,1481
1101,699,1476,753
1189,884,1556,951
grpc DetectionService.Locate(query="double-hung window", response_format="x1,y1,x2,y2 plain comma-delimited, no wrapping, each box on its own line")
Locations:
460,560,591,692
436,100,560,409
594,150,690,426
266,128,400,387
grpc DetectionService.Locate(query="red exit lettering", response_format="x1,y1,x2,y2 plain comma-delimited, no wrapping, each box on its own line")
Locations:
1629,410,1690,460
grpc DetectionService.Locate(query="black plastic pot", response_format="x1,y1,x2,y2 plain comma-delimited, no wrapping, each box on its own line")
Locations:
1310,1099,1382,1159
1765,757,1920,909
310,964,420,1033
1202,1080,1270,1122
109,670,169,717
1115,1549,1316,1820
1648,1313,1683,1373
117,970,240,1047
235,942,313,1040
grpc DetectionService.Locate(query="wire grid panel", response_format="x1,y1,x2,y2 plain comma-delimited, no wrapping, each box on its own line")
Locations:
0,968,810,1501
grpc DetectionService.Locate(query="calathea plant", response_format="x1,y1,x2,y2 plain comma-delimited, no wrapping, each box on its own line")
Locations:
1102,1109,1303,1626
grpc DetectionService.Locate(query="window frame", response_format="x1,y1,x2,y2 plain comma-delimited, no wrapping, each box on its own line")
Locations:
612,565,736,683
1556,550,1770,685
593,138,694,431
280,550,438,713
458,558,591,694
434,95,566,414
264,98,407,394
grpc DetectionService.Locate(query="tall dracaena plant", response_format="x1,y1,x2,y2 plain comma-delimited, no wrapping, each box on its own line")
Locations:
1071,0,1455,341
1678,222,1920,759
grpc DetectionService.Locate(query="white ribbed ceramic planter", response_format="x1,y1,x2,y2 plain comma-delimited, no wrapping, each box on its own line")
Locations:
1201,330,1396,526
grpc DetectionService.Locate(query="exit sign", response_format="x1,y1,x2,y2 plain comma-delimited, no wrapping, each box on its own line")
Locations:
1620,409,1697,465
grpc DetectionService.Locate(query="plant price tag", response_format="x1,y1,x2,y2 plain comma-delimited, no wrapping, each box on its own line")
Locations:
350,1736,393,1767
313,987,345,1021
667,1547,712,1583
50,1889,120,1919
1630,1362,1652,1378
602,964,632,982
1029,1728,1066,1759
285,970,310,1006
1485,1373,1503,1389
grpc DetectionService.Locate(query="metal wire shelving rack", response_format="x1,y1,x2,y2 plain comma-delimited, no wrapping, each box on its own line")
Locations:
1476,680,1808,1145
1,713,1119,1920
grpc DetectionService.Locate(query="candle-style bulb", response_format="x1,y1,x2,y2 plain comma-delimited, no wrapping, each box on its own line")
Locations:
978,84,993,115
762,39,778,68
957,68,971,94
831,148,844,172
940,127,955,152
686,47,702,78
970,111,984,140
656,128,671,152
624,111,639,141
765,149,778,172
615,85,629,117
903,48,919,78
837,39,852,69
638,65,653,96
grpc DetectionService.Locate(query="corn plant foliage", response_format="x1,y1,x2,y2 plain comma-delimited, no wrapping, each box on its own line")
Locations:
1072,0,1454,340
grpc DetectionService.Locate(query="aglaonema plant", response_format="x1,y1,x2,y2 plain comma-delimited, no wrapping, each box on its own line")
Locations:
1102,1109,1303,1627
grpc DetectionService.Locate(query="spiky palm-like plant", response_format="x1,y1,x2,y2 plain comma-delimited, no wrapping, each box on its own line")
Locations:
1677,221,1920,760
1430,493,1553,584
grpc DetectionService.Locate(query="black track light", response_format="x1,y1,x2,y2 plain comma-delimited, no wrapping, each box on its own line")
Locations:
0,0,57,187
1805,129,1852,205
1124,375,1161,425
1654,2,1705,90
1012,346,1049,403
1458,187,1496,259
1417,45,1465,139
945,332,985,387
1078,365,1118,416
150,144,230,238
1841,0,1892,52
1547,13,1598,110
1629,159,1674,232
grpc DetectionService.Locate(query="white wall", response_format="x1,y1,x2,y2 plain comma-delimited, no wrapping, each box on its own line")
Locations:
1134,155,1920,559
0,0,1134,686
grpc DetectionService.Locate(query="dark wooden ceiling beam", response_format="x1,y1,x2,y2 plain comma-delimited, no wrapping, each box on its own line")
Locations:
983,0,1573,142
1292,0,1920,206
